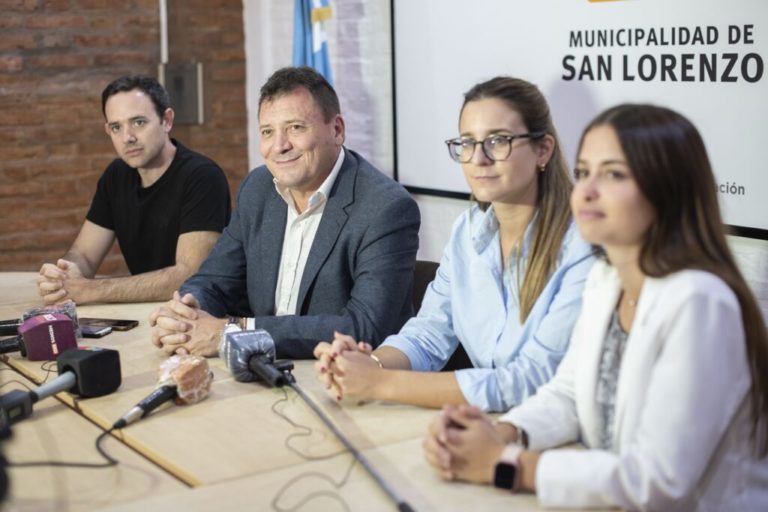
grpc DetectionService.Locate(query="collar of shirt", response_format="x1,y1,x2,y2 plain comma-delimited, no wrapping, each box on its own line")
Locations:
273,147,346,215
470,204,537,262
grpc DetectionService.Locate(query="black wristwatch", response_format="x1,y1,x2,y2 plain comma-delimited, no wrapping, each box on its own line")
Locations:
493,444,523,491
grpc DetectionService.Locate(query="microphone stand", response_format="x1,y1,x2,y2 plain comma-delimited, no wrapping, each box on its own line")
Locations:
264,361,414,512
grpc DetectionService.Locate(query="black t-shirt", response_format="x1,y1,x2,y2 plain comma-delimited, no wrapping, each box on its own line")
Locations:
86,140,231,275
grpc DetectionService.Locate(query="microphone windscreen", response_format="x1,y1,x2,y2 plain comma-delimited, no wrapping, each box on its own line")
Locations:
56,347,121,397
221,330,276,382
21,300,81,338
157,355,212,405
19,313,77,361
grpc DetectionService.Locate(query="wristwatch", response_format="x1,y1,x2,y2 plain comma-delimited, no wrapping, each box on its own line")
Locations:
493,444,523,491
227,316,246,330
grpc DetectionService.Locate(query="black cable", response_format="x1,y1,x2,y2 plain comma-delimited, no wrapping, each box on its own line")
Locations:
40,361,57,383
271,387,346,461
0,379,33,392
8,427,119,469
94,428,119,466
269,387,356,512
270,455,356,512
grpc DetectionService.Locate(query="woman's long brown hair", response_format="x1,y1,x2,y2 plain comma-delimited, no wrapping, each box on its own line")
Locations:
582,104,768,455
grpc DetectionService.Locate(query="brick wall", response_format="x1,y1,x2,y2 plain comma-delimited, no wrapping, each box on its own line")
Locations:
0,0,247,274
166,0,248,199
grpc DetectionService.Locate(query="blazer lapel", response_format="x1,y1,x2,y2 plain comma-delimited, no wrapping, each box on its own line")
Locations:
612,276,662,448
296,153,354,309
253,190,287,315
576,264,621,448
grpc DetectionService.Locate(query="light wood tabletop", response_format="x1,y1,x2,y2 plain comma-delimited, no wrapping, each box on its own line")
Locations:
98,436,550,512
0,272,590,511
0,364,187,512
0,273,441,487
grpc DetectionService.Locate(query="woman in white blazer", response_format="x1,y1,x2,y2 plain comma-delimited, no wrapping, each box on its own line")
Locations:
423,104,768,510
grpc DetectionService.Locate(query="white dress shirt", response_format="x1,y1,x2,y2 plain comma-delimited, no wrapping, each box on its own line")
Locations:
270,148,345,319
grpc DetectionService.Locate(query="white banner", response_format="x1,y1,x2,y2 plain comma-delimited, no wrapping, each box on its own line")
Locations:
394,0,768,232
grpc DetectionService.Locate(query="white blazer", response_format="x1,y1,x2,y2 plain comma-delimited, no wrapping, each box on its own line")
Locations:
500,260,768,510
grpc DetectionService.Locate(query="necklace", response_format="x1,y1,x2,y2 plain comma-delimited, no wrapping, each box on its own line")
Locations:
624,293,637,308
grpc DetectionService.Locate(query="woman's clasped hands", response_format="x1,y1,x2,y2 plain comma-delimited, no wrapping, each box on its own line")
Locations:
313,332,383,402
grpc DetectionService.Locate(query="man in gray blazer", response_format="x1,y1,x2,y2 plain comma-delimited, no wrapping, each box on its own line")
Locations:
149,66,420,359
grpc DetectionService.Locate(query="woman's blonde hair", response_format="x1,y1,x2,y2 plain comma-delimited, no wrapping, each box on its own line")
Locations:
461,77,573,322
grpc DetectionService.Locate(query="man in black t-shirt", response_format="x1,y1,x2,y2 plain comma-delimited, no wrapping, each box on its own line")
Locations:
37,75,231,305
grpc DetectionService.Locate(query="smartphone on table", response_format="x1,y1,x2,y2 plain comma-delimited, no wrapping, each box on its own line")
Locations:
81,324,112,338
79,318,139,331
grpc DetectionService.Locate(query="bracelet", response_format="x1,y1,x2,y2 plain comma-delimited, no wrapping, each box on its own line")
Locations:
513,424,529,449
369,353,384,369
493,420,529,449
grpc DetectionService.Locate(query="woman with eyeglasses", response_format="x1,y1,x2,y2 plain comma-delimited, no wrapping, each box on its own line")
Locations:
312,76,594,412
422,104,768,509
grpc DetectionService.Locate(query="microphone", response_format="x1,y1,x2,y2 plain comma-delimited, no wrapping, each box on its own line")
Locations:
0,346,121,425
113,355,212,429
220,330,293,387
0,319,21,337
0,300,81,338
0,313,77,360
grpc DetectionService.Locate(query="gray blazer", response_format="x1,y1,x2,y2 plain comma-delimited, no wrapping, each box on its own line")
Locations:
180,149,421,359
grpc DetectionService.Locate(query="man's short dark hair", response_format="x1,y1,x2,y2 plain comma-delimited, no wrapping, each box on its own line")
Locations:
259,66,340,122
101,75,171,120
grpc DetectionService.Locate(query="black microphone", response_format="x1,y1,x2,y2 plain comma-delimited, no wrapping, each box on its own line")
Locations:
0,337,24,357
0,320,21,337
113,355,212,429
0,347,121,425
221,330,293,387
0,407,9,503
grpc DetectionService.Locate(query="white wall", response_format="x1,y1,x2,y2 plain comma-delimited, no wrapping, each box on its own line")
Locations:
243,0,292,170
243,0,392,176
730,236,768,320
242,0,768,318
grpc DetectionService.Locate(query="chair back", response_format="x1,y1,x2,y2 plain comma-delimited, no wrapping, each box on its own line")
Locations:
411,260,472,371
412,260,439,311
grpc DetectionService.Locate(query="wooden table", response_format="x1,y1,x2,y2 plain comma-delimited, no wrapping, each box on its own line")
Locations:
0,364,186,512
0,272,557,511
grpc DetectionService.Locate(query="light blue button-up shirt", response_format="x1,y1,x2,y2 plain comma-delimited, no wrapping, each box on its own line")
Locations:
381,205,595,411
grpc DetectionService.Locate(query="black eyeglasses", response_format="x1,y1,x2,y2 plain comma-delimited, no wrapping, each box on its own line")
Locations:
445,132,545,163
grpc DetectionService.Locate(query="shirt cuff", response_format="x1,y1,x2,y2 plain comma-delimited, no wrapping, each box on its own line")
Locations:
454,368,493,411
379,335,424,370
